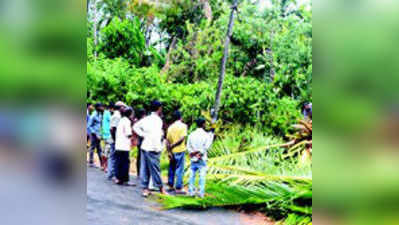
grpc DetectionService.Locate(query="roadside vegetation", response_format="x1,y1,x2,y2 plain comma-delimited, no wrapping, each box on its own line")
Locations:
87,0,312,224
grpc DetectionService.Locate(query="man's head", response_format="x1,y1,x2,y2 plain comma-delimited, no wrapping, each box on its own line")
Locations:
108,103,115,112
115,101,127,110
94,103,104,112
172,110,182,122
136,108,147,119
113,105,121,112
122,107,133,118
150,100,162,115
196,117,206,129
87,103,94,113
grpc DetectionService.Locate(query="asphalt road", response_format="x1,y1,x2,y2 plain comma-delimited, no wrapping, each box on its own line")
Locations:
87,167,248,225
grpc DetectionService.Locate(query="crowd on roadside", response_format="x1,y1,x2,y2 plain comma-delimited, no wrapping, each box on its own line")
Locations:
87,100,214,198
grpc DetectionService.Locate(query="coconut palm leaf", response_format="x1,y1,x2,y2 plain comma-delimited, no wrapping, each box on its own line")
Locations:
159,127,312,224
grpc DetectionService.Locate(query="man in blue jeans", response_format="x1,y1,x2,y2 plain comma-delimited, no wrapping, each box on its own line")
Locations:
187,118,214,198
88,103,104,167
133,101,169,197
166,111,188,194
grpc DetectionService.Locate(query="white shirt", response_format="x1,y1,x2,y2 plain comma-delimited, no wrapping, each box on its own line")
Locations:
110,110,121,128
115,117,132,151
133,113,164,152
187,128,214,161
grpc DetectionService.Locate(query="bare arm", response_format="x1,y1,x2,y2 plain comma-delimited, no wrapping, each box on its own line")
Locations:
187,136,200,157
170,136,185,150
133,119,146,137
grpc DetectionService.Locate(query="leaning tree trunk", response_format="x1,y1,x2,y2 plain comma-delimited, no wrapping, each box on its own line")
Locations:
92,0,98,60
145,24,153,48
161,36,177,75
266,30,275,81
212,0,238,123
200,0,213,22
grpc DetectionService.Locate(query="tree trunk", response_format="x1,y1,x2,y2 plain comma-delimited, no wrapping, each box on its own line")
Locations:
200,0,213,22
161,36,177,75
267,31,275,81
93,0,98,60
145,24,153,48
212,0,238,123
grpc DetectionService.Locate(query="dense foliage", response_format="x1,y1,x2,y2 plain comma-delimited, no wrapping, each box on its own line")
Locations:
98,17,145,65
87,0,312,223
87,57,301,134
88,1,312,131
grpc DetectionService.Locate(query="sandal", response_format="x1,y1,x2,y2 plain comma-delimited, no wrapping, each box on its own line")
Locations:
142,190,150,198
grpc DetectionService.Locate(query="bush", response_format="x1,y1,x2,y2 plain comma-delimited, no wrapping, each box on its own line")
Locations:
98,17,145,65
87,59,303,135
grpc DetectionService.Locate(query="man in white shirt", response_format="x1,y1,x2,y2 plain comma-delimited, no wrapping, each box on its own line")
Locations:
133,101,168,197
187,118,214,198
114,107,132,185
106,102,124,180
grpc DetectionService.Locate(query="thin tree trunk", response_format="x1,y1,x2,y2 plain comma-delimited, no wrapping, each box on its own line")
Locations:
200,0,213,22
161,36,177,75
212,0,238,122
267,31,275,81
93,0,98,60
145,24,153,48
189,31,199,57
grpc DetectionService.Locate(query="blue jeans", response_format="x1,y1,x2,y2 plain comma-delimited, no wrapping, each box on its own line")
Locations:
168,152,185,189
106,143,116,179
89,133,102,165
140,151,163,189
188,160,207,197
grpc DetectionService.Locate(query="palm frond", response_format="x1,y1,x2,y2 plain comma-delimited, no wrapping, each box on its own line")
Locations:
159,126,312,223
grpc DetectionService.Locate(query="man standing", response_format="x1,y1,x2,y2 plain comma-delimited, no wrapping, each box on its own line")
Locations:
303,102,312,120
101,103,113,171
88,103,104,168
187,118,214,198
115,107,134,185
87,103,94,149
107,102,125,180
166,110,187,194
134,108,147,177
133,101,168,197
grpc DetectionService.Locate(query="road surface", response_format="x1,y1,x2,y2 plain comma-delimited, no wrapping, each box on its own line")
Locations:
87,167,250,225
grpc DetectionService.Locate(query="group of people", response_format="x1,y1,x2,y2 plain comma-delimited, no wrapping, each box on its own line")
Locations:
87,100,214,198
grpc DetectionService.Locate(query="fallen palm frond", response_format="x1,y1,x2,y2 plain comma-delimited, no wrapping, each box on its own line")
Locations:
275,213,312,225
159,126,312,224
208,168,312,184
209,142,285,162
285,120,312,162
159,181,311,214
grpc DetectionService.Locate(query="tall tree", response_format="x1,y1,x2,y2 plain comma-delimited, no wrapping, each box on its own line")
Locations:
98,0,129,26
92,0,99,60
200,0,213,22
212,0,239,122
